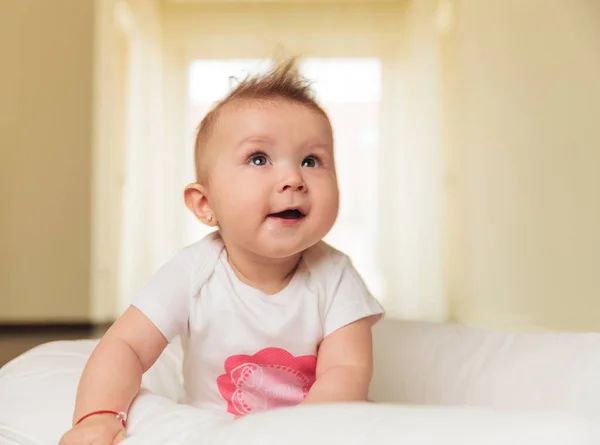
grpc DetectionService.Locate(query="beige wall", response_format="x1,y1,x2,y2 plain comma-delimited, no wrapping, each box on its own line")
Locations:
0,0,94,322
447,0,600,331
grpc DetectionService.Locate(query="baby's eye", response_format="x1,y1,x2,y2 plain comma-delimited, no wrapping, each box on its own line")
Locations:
301,156,320,168
248,154,271,166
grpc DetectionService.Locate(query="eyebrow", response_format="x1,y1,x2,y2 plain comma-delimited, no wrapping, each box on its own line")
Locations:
237,135,276,148
306,143,332,151
236,136,333,153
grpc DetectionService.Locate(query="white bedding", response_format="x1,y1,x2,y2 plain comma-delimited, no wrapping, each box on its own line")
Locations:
1,338,598,444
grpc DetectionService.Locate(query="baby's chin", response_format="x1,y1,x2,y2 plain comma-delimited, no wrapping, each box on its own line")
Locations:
254,243,313,260
250,236,322,260
221,220,333,259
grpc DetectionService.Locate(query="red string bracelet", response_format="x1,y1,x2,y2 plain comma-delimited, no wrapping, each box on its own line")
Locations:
75,410,127,428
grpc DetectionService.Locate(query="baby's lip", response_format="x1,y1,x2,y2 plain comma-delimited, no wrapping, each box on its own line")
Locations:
267,208,306,220
267,206,308,217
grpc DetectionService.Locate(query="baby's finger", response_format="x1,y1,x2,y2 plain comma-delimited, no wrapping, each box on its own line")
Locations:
112,430,127,444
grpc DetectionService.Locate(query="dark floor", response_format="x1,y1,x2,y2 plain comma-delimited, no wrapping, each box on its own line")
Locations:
0,325,108,368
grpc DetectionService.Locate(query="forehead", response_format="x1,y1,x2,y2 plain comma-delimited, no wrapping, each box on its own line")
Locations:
211,98,333,146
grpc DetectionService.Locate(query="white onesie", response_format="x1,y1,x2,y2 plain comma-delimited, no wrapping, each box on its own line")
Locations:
132,232,383,416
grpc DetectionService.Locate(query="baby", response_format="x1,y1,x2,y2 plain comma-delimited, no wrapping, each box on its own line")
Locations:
60,59,383,445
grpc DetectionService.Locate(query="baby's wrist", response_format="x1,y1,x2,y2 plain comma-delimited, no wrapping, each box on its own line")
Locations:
75,412,125,430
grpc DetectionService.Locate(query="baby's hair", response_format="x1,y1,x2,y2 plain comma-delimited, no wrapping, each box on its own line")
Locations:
193,57,330,181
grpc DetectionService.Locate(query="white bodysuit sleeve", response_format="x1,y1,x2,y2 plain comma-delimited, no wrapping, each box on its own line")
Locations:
131,254,190,342
323,258,384,338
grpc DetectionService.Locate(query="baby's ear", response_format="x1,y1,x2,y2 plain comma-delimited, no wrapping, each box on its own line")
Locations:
184,183,218,227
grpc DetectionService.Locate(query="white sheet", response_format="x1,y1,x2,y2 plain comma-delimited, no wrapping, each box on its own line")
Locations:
1,338,598,444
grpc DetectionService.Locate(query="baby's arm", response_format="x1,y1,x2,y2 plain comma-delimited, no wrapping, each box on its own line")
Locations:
61,247,193,444
70,307,167,433
303,315,378,404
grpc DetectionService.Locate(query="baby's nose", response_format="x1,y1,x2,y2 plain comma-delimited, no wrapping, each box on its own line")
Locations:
281,182,305,192
279,169,307,193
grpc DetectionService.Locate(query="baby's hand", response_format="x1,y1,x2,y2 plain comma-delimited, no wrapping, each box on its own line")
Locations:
59,414,126,445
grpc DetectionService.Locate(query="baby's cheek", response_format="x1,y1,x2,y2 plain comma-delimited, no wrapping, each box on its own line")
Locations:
317,187,340,220
217,190,255,220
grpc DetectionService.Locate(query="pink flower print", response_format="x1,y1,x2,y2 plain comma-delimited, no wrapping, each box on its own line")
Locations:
217,347,317,416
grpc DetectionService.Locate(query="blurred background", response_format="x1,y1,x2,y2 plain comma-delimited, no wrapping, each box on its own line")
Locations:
1,0,599,365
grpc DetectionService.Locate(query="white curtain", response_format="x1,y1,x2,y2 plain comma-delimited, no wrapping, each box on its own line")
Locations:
92,0,167,318
379,0,448,321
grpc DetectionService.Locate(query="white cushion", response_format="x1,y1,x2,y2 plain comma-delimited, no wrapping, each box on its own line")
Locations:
1,319,599,444
371,320,600,415
125,403,597,445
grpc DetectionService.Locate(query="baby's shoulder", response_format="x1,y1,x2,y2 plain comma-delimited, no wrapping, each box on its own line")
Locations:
174,231,225,275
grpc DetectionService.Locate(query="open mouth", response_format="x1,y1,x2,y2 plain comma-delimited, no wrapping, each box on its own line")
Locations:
268,209,305,220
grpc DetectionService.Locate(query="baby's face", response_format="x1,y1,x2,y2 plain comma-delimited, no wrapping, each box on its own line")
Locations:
204,99,339,259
